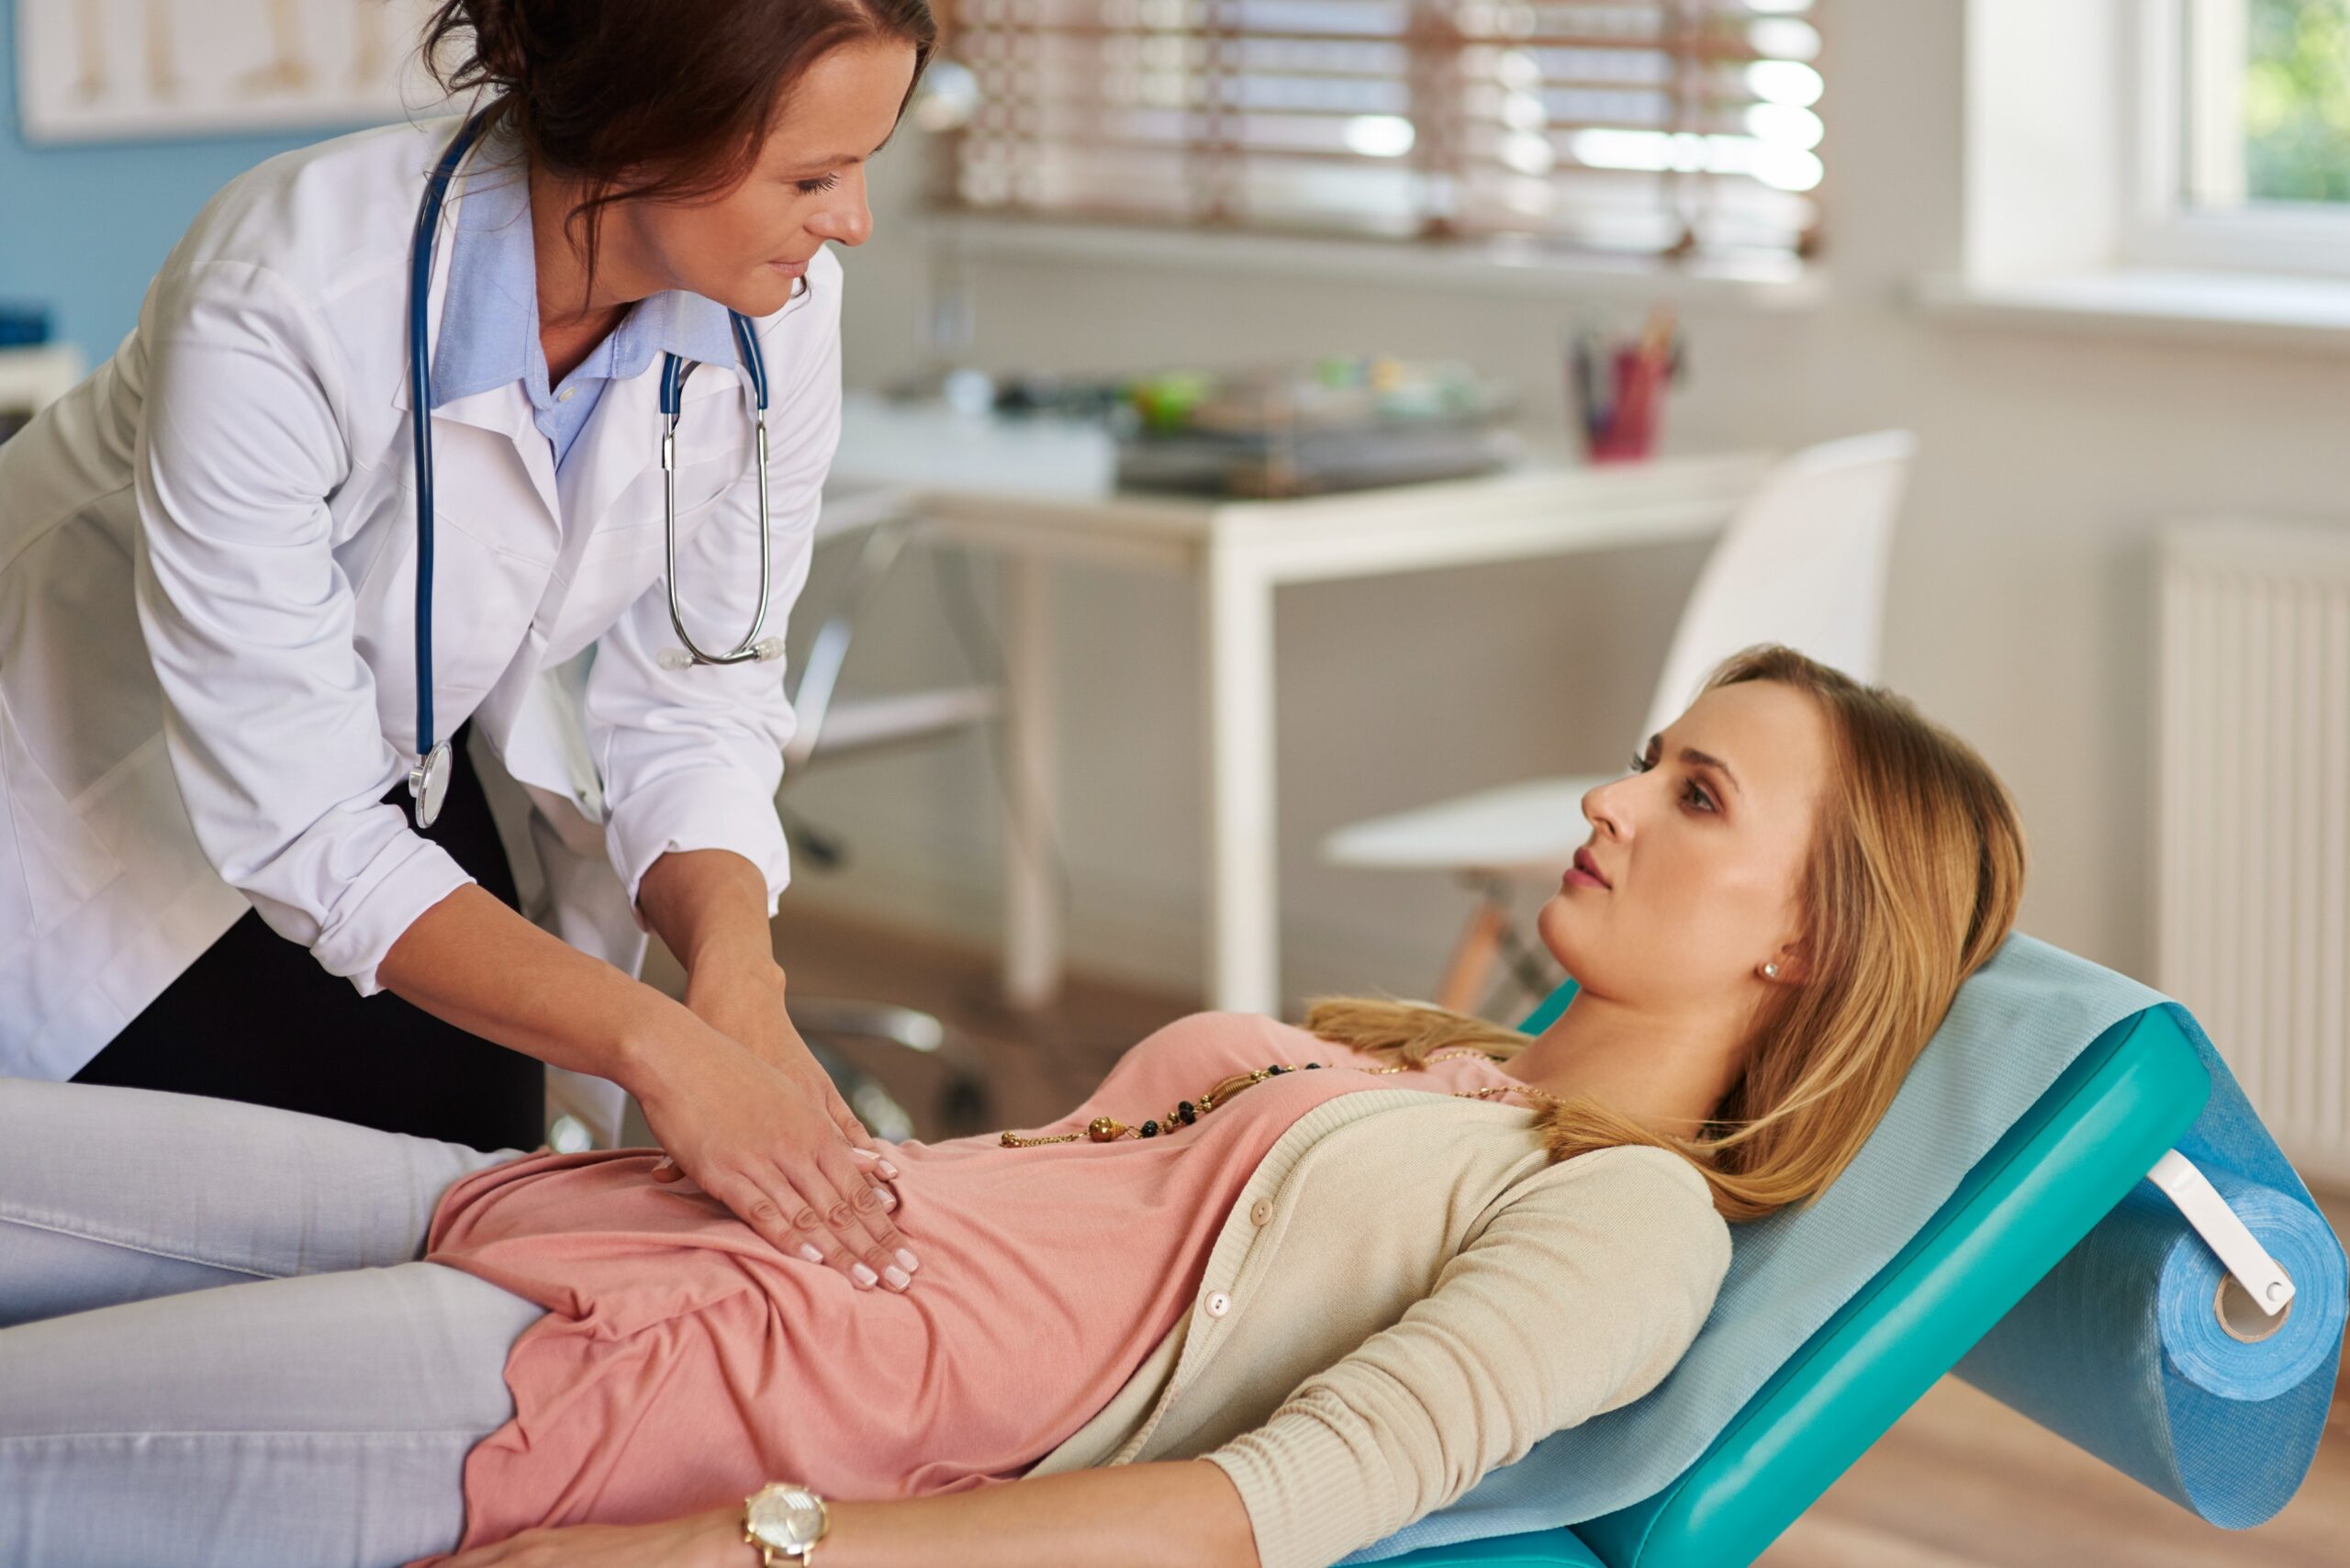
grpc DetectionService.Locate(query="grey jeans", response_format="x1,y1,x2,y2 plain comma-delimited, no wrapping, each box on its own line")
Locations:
0,1076,549,1568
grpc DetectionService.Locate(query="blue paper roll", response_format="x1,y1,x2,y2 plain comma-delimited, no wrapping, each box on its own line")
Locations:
1954,1164,2346,1528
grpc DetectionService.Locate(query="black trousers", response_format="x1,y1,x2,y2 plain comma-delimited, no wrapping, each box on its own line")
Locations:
72,722,546,1153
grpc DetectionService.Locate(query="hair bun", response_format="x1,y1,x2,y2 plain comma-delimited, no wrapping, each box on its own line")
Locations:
442,0,530,95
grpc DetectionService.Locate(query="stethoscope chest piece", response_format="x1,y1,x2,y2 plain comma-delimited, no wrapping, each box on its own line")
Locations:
409,740,453,831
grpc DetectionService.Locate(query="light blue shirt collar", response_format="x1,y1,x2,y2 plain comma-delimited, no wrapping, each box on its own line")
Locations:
428,144,742,414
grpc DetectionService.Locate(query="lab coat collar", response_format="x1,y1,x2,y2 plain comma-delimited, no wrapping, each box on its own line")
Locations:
384,115,761,562
426,126,743,413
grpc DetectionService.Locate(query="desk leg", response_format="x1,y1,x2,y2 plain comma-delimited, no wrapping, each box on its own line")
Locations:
1002,551,1062,1008
1203,552,1280,1015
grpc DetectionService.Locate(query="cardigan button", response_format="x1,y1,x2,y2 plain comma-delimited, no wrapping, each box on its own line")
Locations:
1203,1290,1232,1317
1249,1199,1273,1226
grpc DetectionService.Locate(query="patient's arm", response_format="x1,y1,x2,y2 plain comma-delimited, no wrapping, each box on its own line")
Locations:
439,1459,1257,1567
804,1459,1256,1566
1194,1147,1731,1568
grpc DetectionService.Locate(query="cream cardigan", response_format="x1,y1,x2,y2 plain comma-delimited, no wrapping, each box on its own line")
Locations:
1022,1087,1734,1568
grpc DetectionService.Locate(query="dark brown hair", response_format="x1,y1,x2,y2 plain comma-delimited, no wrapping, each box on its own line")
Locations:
421,0,936,302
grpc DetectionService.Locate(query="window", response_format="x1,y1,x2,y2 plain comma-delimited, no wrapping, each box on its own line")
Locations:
925,1,1827,277
2129,0,2350,275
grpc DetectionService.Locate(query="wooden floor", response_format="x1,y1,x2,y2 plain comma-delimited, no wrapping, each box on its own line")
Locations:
694,904,2350,1568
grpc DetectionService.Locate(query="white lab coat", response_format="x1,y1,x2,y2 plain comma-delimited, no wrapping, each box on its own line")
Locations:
0,114,838,1139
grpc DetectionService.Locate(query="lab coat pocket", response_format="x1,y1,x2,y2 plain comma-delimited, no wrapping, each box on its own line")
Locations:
0,685,123,946
554,461,748,648
576,454,745,561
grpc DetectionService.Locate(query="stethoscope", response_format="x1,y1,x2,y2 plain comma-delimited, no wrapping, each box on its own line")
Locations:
404,109,787,831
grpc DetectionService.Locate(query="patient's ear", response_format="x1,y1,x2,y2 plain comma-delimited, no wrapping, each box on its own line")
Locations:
1759,946,1807,984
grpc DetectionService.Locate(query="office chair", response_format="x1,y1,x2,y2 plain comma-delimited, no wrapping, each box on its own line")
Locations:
783,482,1002,1140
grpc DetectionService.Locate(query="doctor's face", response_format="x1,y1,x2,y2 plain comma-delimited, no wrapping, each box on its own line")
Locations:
618,36,916,317
1534,680,1830,1013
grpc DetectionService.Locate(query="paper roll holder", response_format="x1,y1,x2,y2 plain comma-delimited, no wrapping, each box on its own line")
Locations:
2146,1148,2297,1333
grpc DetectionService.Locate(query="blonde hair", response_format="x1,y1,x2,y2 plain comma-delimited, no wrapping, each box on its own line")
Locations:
1303,644,2027,1223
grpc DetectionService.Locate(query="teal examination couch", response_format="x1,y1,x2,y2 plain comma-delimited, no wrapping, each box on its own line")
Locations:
1380,976,2216,1568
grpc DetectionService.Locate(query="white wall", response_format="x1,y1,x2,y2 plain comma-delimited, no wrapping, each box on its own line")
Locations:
783,0,2350,1010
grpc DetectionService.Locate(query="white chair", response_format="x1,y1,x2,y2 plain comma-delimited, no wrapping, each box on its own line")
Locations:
1321,430,1917,1014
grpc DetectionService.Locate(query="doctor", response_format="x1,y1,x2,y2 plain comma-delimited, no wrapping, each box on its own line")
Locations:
0,0,932,1292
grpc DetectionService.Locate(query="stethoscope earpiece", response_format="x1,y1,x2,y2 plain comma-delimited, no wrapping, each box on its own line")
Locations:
657,637,784,672
406,110,781,833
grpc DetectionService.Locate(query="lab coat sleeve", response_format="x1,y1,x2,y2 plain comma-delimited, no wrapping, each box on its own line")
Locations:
583,269,840,923
1198,1148,1733,1568
131,259,474,996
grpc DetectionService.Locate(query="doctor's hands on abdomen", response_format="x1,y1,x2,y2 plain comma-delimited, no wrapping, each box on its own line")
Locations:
630,996,923,1295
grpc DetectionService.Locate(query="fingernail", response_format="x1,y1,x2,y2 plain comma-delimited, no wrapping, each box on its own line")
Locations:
879,1159,900,1179
882,1265,911,1291
799,1245,823,1264
895,1249,919,1274
878,1190,898,1209
851,1262,879,1288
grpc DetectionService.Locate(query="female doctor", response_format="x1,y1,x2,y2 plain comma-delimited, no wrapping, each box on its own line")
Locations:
0,0,932,1294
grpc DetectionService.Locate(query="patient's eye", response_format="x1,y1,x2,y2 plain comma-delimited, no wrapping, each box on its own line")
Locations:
796,173,842,194
1628,747,1718,812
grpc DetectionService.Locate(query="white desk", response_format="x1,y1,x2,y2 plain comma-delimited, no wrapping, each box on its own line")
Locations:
828,392,1770,1014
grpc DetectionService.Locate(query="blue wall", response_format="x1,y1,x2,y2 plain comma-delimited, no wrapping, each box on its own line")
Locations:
0,0,375,360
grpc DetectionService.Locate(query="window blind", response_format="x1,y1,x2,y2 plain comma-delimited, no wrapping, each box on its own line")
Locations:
930,0,1825,273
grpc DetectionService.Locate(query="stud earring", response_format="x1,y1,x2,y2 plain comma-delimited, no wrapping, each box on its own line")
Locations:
1763,961,1780,978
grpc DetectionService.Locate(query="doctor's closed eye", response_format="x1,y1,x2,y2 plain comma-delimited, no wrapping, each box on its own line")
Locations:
1628,740,1720,813
785,129,896,196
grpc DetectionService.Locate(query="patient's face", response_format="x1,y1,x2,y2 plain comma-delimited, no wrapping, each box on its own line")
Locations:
1535,680,1829,1010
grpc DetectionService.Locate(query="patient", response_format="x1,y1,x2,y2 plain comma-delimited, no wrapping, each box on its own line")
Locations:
0,644,2025,1568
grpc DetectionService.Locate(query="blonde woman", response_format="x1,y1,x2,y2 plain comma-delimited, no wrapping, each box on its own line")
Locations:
0,645,2026,1568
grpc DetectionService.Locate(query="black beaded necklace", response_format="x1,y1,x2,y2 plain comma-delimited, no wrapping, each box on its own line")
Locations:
997,1047,1560,1148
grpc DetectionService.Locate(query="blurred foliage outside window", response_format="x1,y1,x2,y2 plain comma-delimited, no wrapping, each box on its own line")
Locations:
2240,0,2350,205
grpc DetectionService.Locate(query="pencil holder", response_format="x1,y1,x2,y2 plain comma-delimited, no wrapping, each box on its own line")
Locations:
1566,317,1684,465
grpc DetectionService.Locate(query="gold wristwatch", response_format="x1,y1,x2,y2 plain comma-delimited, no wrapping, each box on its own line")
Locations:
742,1481,830,1564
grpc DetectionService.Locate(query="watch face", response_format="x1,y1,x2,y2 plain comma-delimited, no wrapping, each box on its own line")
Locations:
748,1484,826,1550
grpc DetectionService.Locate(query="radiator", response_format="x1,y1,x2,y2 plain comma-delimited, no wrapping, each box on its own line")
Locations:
2156,519,2350,1188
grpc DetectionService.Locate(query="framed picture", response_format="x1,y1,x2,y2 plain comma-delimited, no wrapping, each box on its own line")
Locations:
17,0,453,144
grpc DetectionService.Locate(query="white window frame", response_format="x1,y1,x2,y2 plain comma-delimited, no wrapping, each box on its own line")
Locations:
2121,0,2350,278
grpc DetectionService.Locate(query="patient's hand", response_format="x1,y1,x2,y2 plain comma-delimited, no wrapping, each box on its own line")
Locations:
437,1505,746,1567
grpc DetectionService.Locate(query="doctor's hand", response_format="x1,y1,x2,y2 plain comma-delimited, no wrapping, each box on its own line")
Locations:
676,952,883,1158
629,1003,919,1293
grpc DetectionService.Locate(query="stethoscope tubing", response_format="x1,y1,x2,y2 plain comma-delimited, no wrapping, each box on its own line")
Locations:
408,109,486,790
404,107,781,828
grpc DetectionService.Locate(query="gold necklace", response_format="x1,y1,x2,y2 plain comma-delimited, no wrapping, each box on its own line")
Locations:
997,1047,1565,1148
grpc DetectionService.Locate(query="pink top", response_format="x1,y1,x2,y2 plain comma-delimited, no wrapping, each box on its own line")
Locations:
408,1012,1528,1562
